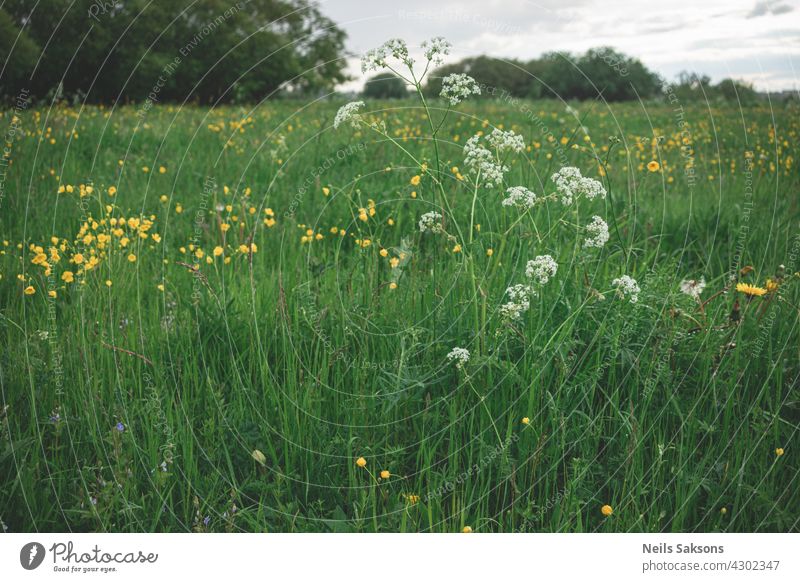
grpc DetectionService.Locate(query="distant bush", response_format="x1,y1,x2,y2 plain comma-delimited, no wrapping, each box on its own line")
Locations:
362,73,408,99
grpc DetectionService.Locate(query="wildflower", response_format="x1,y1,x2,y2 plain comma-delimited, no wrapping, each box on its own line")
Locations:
612,275,641,303
551,167,606,205
361,38,413,72
486,128,525,154
157,284,165,292
389,282,398,290
452,244,462,253
108,186,117,196
440,73,481,106
410,175,421,186
463,135,508,188
48,290,57,298
127,253,136,263
522,417,530,425
601,504,613,517
583,215,610,249
647,160,660,172
379,248,389,257
765,279,779,292
418,211,443,234
105,280,112,287
500,284,534,320
446,347,470,369
679,278,706,300
62,271,74,283
333,101,365,130
421,36,451,66
462,526,473,533
405,494,420,505
486,248,494,257
526,255,558,285
775,448,784,457
502,186,536,209
736,282,767,297
115,422,125,432
356,457,367,468
380,470,390,479
24,285,35,295
251,449,267,466
213,246,223,257
720,507,727,515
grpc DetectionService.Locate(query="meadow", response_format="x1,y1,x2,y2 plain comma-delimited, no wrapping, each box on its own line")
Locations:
1,86,798,532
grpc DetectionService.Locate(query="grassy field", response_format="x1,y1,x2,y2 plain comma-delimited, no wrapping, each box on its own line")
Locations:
1,92,799,533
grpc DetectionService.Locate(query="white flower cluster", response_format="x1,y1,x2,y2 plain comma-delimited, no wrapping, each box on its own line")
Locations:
500,284,534,320
486,128,525,154
361,39,412,73
526,255,558,285
463,135,508,188
421,37,451,66
680,277,706,300
551,166,607,205
440,73,481,106
502,186,536,209
446,346,470,369
612,275,641,303
418,211,443,233
333,101,364,129
583,215,610,248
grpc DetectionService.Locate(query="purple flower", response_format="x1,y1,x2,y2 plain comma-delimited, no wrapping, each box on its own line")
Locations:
115,422,125,432
203,516,211,526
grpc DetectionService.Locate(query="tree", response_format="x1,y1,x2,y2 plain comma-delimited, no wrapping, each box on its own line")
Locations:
362,72,408,99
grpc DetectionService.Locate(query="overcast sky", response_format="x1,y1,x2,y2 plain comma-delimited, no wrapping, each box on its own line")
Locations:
320,0,800,92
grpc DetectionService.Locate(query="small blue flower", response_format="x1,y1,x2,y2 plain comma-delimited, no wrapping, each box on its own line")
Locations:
115,422,125,432
203,516,211,526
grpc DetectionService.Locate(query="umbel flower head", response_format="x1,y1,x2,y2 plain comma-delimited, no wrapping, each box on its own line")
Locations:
333,101,364,129
612,275,641,303
440,73,481,106
551,166,607,205
526,255,558,285
361,37,451,74
446,347,470,369
418,211,443,233
583,215,610,248
502,186,536,210
500,284,534,320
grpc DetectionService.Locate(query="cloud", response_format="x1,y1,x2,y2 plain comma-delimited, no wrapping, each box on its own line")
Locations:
747,0,795,18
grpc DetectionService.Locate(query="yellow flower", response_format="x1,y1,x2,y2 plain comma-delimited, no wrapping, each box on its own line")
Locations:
105,280,112,287
647,160,660,172
389,282,398,290
410,175,421,186
213,246,224,257
521,417,530,425
62,271,74,283
221,223,230,232
462,526,473,533
486,248,494,257
158,166,166,174
601,504,613,517
322,187,330,196
107,186,116,196
379,248,389,257
72,253,84,264
775,447,784,457
48,290,57,298
127,253,137,262
720,507,728,515
157,284,165,292
405,494,419,505
24,285,35,295
356,457,367,468
765,279,778,292
452,244,462,253
175,204,183,214
736,282,767,297
380,470,390,479
389,257,400,268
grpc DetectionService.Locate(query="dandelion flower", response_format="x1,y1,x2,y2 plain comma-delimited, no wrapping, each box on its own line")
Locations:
736,282,767,297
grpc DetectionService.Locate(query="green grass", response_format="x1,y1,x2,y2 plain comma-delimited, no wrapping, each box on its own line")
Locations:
0,95,798,532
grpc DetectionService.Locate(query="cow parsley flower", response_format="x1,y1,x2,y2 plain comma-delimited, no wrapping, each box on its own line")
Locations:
463,135,508,188
418,211,443,233
551,167,606,205
446,347,470,369
421,37,451,66
500,284,534,320
361,39,413,73
612,275,641,303
440,73,481,106
486,128,525,154
526,255,558,285
680,278,706,300
334,101,364,129
502,186,536,209
583,215,610,248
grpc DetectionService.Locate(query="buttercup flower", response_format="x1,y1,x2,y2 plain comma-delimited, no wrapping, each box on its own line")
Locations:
526,255,558,285
612,275,641,303
356,457,367,468
440,73,481,106
583,216,610,248
601,504,613,517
